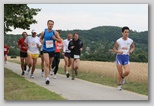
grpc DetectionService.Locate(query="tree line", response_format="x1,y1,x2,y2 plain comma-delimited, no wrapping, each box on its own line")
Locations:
4,26,148,62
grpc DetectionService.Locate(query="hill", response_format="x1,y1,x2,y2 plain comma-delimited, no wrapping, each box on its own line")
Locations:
4,26,148,62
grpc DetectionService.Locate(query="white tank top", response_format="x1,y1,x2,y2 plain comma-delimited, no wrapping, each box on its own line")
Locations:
117,37,133,55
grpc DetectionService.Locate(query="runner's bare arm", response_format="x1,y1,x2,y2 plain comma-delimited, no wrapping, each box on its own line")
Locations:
113,42,123,54
40,31,44,44
52,30,62,42
17,44,21,49
129,42,135,54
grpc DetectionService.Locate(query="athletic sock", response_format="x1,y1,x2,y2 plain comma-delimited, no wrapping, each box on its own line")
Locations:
42,69,44,72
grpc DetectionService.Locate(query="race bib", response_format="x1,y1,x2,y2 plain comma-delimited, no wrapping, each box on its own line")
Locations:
4,48,7,51
46,40,53,48
74,55,80,59
121,46,129,54
57,44,62,50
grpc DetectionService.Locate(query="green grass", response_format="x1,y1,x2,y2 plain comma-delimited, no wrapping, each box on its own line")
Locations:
7,60,148,96
4,68,66,100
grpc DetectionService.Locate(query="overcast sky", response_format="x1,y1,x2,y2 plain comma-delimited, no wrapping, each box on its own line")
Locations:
7,4,148,34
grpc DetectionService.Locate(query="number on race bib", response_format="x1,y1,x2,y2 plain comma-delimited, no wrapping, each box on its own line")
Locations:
74,55,80,59
46,40,53,48
57,44,62,50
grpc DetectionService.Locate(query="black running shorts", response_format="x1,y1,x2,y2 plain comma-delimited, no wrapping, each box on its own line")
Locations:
20,51,28,58
43,50,55,58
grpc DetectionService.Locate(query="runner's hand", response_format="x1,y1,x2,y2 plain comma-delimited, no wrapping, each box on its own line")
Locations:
62,52,65,56
37,43,40,48
71,46,74,49
118,51,123,54
129,50,133,54
80,48,83,51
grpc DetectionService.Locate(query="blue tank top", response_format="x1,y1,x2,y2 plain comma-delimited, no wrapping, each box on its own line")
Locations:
43,28,55,52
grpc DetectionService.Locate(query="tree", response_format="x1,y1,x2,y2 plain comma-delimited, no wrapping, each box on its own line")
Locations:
4,4,41,32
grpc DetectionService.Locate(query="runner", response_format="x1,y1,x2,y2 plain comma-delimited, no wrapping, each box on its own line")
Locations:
68,33,83,80
113,26,135,91
51,30,63,79
40,20,62,84
62,33,72,78
39,33,45,77
24,29,42,78
17,32,28,75
40,44,45,77
4,43,9,64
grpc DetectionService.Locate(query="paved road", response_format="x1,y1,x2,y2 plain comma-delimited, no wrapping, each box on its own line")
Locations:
4,62,148,100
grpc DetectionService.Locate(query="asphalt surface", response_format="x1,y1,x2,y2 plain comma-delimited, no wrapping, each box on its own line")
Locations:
4,62,148,100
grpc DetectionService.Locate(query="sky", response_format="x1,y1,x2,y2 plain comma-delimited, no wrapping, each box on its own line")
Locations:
7,4,148,34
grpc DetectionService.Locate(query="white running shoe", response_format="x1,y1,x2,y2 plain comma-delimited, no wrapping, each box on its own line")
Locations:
41,72,45,77
117,85,122,91
26,69,30,75
50,71,54,75
30,74,34,79
54,75,57,79
45,77,50,85
121,78,125,85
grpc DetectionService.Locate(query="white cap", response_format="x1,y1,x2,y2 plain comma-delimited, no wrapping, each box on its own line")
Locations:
31,29,37,33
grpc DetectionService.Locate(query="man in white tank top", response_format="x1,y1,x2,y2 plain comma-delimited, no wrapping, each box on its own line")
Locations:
113,26,135,91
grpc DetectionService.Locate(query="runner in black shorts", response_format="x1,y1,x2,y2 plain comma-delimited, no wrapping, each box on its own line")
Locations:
40,44,45,77
18,32,28,75
40,20,62,84
68,33,83,80
62,34,72,78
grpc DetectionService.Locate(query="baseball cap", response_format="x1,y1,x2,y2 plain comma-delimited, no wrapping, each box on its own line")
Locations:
31,29,37,33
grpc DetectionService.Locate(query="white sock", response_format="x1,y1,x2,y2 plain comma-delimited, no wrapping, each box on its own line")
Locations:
46,77,49,80
66,71,68,74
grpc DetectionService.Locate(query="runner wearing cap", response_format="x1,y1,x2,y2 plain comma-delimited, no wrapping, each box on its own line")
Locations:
25,29,42,78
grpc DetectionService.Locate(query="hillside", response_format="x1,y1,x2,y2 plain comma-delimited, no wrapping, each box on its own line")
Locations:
4,26,148,62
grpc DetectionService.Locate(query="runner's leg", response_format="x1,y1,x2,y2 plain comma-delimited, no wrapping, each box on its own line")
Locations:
54,54,60,75
123,64,130,78
64,56,69,73
31,58,37,74
43,53,50,78
116,64,123,85
20,57,25,72
71,58,75,76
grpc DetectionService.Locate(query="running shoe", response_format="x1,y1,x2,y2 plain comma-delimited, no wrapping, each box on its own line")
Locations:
30,74,34,79
45,77,50,85
26,69,30,75
41,72,45,77
54,75,57,79
75,69,78,76
50,71,54,75
117,85,122,91
21,71,25,75
72,75,75,80
121,78,125,85
66,73,70,78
